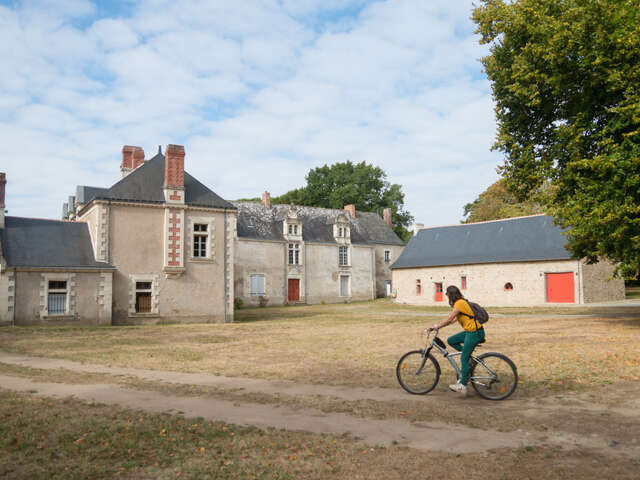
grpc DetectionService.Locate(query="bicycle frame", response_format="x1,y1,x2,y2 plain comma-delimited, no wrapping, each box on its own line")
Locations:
420,329,496,387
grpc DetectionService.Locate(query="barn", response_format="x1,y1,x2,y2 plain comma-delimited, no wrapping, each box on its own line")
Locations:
391,215,625,306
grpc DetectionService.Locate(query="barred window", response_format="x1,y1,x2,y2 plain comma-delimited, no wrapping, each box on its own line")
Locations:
339,246,349,266
193,224,208,258
135,281,152,313
47,280,67,315
384,249,391,263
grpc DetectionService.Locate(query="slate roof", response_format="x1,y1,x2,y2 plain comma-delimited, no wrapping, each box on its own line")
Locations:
391,215,571,269
232,202,405,246
78,152,235,211
1,217,114,269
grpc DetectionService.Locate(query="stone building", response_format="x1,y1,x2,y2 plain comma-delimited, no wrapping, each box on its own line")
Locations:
233,194,405,306
1,142,405,325
0,174,115,326
391,215,624,306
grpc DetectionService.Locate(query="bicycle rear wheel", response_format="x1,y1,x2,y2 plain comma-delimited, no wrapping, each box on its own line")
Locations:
469,352,517,400
396,350,440,394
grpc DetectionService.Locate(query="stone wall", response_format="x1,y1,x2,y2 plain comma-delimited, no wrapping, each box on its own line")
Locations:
581,260,625,303
392,259,586,306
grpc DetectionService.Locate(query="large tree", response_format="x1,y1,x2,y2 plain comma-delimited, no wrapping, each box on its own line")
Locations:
273,161,414,242
473,0,640,277
462,179,544,223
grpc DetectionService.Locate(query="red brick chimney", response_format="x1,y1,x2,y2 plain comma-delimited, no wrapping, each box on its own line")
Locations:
262,191,271,209
121,145,135,170
383,208,392,228
133,147,145,170
165,144,185,188
344,204,356,218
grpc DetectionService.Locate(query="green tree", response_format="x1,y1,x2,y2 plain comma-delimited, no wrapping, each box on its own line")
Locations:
462,179,544,223
273,161,413,242
473,0,640,277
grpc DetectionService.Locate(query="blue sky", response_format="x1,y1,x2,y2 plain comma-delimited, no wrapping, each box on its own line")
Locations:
0,0,501,227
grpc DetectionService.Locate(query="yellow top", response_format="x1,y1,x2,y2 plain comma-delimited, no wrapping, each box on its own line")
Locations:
454,299,481,332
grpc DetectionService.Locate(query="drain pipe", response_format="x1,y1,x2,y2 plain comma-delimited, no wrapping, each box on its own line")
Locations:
223,209,227,323
12,269,16,327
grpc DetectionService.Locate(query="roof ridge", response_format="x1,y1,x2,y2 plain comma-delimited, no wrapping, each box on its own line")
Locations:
419,214,549,231
6,216,81,224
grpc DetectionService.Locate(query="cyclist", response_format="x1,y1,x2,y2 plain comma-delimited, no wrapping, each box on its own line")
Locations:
428,285,485,396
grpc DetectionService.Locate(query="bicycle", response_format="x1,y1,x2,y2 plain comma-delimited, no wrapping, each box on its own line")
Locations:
396,327,518,400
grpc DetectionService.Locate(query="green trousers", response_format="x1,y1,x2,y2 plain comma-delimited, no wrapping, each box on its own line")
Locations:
447,328,485,385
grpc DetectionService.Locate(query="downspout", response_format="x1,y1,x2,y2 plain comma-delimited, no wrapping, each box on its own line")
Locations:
370,247,375,299
107,199,111,264
223,209,227,323
12,269,16,327
304,242,308,304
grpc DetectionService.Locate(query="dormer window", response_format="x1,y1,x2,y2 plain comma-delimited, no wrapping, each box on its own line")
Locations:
288,224,299,235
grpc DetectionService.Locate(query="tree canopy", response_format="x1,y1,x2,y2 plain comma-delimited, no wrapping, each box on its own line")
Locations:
473,0,640,277
272,161,413,242
462,179,544,223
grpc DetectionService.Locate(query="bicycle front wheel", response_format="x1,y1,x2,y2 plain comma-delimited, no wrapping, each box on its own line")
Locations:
469,352,518,400
396,350,440,395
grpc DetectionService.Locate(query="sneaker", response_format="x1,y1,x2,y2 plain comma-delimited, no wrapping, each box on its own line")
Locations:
449,381,468,396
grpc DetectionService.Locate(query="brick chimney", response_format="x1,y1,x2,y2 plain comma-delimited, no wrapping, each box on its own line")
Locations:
121,145,136,177
262,191,271,209
133,147,145,170
165,144,185,188
0,172,5,229
344,204,356,218
383,208,392,228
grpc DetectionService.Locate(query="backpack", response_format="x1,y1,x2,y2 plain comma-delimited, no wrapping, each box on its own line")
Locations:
461,300,489,325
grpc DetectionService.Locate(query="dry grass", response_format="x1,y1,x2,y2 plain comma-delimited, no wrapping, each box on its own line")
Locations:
1,300,638,396
1,390,638,480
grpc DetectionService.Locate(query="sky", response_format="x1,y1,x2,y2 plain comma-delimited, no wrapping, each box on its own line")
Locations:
0,0,502,228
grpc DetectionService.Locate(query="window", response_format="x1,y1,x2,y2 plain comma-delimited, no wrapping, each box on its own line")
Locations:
250,274,265,296
288,224,298,235
416,279,421,295
193,224,208,257
135,281,152,313
504,282,514,290
339,246,349,266
340,275,350,297
47,280,67,315
461,276,467,290
288,243,300,265
384,249,391,263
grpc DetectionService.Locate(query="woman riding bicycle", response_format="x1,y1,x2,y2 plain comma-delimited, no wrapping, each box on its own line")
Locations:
429,285,485,396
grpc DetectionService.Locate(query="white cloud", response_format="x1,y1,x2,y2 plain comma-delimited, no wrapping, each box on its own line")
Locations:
1,0,501,227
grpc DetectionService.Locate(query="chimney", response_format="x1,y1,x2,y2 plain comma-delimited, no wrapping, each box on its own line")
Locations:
68,196,76,219
0,173,5,228
133,147,145,170
262,191,271,209
121,145,135,177
62,202,68,220
383,208,392,228
413,223,424,236
165,144,185,188
344,204,356,218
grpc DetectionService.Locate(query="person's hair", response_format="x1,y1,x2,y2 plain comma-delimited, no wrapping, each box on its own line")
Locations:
445,285,464,307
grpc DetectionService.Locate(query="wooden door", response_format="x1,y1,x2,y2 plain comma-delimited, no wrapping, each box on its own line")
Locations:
288,279,300,302
546,272,575,303
435,282,443,302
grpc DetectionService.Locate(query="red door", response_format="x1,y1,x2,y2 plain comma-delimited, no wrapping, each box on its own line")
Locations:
288,279,300,302
546,272,575,303
435,282,443,302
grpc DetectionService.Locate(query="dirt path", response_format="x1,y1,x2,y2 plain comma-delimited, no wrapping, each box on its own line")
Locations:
1,352,638,458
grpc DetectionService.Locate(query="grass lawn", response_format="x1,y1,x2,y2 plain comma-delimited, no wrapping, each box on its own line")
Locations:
1,300,640,479
0,300,638,393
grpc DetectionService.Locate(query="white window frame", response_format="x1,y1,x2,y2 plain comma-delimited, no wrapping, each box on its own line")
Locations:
384,249,391,263
288,243,300,265
250,274,265,296
187,217,215,262
47,280,69,315
193,223,209,258
40,273,75,318
338,246,349,266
